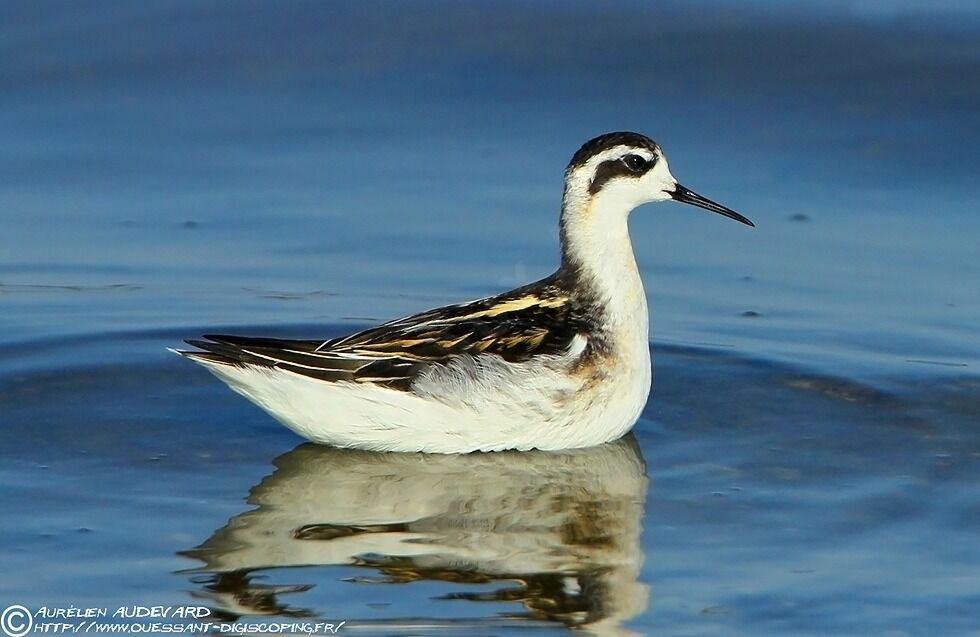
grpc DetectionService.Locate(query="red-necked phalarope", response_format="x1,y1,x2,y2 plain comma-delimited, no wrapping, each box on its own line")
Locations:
178,132,753,453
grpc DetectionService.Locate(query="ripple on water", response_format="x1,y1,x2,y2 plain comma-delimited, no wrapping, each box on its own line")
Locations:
0,328,977,634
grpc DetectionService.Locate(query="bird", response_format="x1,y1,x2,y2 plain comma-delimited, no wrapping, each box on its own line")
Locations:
177,131,753,453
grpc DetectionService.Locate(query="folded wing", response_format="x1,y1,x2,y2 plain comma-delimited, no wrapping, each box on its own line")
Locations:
182,278,593,392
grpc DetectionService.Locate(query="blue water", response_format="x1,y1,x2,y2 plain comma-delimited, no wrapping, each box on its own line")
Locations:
1,2,978,635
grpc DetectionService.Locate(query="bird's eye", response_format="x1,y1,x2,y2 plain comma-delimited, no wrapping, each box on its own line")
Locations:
623,154,647,172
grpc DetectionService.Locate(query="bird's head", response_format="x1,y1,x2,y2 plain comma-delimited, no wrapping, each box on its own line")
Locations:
562,131,753,227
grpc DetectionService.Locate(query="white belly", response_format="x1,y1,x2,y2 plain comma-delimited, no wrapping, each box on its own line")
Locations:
196,338,651,453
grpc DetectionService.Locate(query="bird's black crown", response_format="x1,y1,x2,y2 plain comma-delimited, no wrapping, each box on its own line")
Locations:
568,132,659,169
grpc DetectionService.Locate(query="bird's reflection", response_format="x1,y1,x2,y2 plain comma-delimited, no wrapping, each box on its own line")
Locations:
180,436,649,635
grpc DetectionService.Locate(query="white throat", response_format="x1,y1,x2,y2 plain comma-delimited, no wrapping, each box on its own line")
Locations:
557,144,678,338
560,184,648,335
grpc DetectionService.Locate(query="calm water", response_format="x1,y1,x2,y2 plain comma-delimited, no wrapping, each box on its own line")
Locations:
1,2,979,635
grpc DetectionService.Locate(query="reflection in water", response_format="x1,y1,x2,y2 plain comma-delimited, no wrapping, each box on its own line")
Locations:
181,438,649,635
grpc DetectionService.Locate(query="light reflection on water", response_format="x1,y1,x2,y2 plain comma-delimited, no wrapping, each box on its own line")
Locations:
181,439,648,635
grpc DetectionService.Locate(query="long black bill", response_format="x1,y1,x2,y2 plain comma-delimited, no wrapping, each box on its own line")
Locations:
671,184,754,227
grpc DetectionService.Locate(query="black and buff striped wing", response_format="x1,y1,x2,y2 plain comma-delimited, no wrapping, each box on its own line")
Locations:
183,279,593,392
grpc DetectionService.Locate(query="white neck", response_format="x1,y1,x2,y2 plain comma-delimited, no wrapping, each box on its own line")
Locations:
559,186,649,335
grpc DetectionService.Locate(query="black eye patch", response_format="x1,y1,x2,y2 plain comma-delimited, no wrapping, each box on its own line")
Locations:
588,153,657,194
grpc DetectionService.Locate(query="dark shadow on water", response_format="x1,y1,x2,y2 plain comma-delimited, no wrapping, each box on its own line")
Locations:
179,437,649,635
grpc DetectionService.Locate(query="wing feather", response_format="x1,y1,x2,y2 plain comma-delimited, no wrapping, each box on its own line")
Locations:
181,276,594,392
